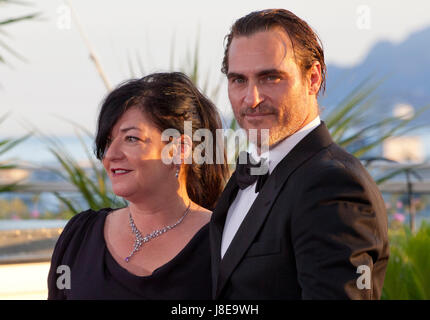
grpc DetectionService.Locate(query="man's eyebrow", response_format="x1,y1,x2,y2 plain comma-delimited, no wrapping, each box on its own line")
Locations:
256,69,288,77
226,72,245,80
227,69,288,79
120,126,141,133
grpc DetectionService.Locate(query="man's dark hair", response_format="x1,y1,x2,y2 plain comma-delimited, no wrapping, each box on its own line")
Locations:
222,9,326,95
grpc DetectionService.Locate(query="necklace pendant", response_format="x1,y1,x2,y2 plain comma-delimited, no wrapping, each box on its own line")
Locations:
126,203,191,262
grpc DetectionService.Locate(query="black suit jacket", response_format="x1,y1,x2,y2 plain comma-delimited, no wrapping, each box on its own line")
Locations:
210,123,389,299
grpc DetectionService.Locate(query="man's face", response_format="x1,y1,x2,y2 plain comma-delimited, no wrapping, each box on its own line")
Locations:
227,28,316,147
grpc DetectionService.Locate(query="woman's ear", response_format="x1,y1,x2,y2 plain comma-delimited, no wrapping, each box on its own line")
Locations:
161,135,178,165
172,134,193,164
180,134,193,164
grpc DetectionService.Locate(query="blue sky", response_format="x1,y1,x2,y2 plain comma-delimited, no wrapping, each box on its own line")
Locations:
1,0,430,137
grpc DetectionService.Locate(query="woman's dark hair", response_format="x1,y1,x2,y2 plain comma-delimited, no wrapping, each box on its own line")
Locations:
95,72,229,210
222,9,326,96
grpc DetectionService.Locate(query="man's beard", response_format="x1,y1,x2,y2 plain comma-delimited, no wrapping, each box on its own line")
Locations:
237,103,299,149
240,104,277,117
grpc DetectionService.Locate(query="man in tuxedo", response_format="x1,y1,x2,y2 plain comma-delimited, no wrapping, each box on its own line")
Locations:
209,9,389,299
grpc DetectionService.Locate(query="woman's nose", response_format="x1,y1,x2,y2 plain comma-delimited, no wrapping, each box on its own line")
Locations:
104,139,125,161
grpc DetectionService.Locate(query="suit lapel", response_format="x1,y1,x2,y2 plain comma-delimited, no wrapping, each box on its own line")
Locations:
212,122,334,299
209,175,239,297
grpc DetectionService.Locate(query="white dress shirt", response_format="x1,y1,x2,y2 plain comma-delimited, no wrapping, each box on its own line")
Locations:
220,116,321,258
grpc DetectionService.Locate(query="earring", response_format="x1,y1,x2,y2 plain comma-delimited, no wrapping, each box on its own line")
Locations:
175,167,180,179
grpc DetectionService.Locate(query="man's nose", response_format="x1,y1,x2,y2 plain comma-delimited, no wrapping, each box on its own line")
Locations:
243,83,263,109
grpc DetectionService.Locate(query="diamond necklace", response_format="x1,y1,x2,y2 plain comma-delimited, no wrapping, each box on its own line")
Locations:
125,203,191,262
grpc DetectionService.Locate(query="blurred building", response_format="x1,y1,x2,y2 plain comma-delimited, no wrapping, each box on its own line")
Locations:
383,136,424,163
382,104,425,163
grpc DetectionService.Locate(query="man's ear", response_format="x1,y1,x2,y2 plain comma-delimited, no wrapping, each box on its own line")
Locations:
307,61,322,96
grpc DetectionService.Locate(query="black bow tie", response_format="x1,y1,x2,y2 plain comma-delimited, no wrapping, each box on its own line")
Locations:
235,151,269,193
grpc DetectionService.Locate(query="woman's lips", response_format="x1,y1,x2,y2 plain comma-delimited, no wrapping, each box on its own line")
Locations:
111,169,133,177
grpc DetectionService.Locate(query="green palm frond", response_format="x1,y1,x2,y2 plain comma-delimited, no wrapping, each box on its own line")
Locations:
325,75,430,182
0,12,41,26
374,164,423,185
0,1,31,5
0,133,30,157
325,75,383,129
0,0,42,64
40,128,126,214
0,114,30,192
382,223,430,299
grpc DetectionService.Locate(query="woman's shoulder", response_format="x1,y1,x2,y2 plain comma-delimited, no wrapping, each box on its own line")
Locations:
63,208,112,234
189,203,211,225
186,206,211,242
52,208,112,259
47,208,113,299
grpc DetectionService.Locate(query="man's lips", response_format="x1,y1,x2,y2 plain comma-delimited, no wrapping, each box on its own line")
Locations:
245,113,274,116
243,113,275,120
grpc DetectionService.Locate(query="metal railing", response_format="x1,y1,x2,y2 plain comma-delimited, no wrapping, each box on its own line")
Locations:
1,161,430,265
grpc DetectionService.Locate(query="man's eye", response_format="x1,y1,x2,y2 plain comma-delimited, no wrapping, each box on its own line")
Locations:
232,78,246,84
265,75,281,82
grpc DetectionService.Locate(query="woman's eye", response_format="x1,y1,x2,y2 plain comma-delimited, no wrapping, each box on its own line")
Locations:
125,136,139,142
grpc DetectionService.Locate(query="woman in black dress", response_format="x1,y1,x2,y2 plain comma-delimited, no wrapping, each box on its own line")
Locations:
47,72,229,299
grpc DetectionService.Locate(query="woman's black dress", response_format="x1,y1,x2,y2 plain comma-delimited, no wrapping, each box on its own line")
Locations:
47,208,212,299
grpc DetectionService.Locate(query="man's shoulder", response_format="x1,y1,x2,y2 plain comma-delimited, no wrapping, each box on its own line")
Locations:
280,141,382,208
284,141,373,192
303,140,364,172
